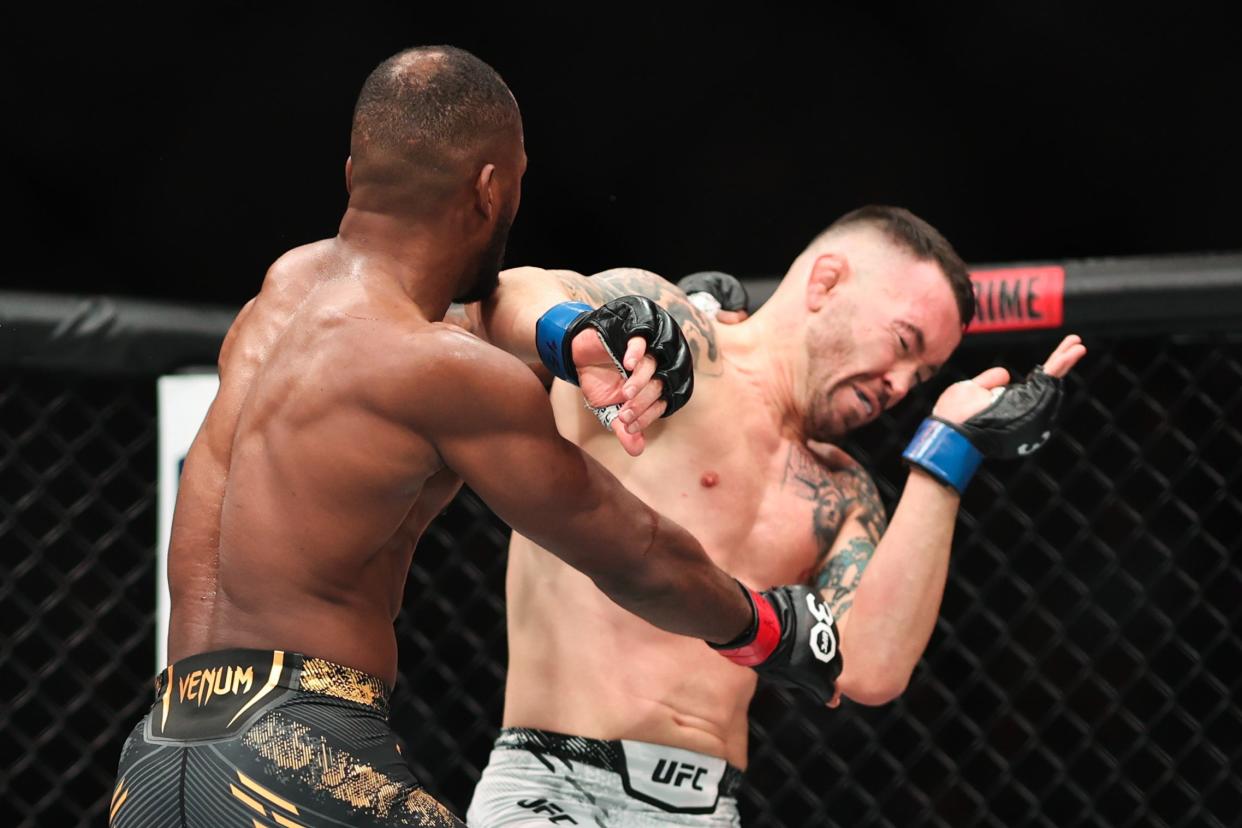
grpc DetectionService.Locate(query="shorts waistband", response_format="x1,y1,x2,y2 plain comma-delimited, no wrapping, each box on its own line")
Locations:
154,648,390,716
495,727,743,798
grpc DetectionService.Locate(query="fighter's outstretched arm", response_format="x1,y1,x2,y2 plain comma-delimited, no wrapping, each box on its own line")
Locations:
804,457,955,707
809,335,1087,707
408,325,751,643
398,326,847,701
474,266,722,373
454,266,720,455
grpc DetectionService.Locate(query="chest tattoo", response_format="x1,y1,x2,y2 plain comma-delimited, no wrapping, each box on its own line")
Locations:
781,444,887,615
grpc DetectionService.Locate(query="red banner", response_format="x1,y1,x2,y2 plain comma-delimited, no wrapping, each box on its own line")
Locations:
967,266,1065,333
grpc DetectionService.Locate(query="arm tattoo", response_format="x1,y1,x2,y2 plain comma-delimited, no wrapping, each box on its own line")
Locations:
555,268,723,376
815,537,873,616
782,444,888,616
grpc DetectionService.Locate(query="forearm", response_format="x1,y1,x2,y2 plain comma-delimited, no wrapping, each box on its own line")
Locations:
476,267,582,362
840,469,959,702
482,440,753,645
433,339,749,644
589,506,754,644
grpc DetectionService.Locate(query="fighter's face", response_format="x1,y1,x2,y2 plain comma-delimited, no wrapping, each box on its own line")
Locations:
804,256,963,441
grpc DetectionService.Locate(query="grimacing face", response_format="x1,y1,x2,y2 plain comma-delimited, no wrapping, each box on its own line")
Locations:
804,255,963,441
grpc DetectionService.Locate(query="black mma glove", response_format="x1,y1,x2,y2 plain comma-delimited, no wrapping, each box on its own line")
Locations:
676,271,750,316
535,296,695,416
708,581,842,704
902,365,1063,493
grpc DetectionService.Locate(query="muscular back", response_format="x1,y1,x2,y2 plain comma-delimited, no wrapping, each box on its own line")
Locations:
166,241,462,686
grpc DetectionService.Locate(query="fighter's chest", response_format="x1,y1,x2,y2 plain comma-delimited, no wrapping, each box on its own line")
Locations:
623,439,860,588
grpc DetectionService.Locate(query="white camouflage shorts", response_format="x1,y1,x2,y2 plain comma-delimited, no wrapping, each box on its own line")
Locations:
466,729,743,827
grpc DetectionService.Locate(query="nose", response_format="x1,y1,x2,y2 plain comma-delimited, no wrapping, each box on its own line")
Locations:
881,369,917,408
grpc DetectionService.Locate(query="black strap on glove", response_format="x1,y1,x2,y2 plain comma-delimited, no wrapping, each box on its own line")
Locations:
709,582,842,704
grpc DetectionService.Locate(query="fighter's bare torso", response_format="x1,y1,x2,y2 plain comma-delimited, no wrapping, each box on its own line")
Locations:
503,269,883,768
166,240,465,687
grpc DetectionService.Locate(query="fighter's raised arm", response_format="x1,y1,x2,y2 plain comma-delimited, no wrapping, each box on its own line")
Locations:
455,265,717,455
403,325,748,641
789,335,1087,707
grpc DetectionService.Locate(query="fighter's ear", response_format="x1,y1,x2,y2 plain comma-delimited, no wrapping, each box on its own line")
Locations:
807,254,846,311
345,156,353,195
474,163,497,219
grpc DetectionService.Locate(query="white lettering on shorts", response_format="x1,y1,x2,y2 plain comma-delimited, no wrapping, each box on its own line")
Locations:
619,741,727,813
516,798,579,824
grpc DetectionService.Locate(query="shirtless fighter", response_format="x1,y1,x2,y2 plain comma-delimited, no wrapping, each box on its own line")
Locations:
462,206,1086,825
109,47,844,828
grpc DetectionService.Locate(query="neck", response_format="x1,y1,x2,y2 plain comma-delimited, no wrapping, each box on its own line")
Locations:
336,205,470,321
715,308,807,441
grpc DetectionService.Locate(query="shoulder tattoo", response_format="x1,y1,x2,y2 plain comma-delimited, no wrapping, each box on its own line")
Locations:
783,443,888,616
555,268,723,376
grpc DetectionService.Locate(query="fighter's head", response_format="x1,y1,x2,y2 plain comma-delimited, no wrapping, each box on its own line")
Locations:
347,46,525,302
776,206,974,441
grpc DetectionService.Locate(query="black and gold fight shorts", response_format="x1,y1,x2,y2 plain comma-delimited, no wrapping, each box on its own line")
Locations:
109,649,463,827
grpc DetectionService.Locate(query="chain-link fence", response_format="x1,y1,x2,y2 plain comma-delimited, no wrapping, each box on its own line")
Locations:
2,289,1240,826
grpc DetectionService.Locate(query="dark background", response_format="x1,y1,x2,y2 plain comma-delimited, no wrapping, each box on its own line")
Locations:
4,5,1241,826
8,2,1241,307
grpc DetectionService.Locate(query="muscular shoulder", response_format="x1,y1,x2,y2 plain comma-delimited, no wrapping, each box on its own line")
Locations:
218,242,338,367
371,324,551,431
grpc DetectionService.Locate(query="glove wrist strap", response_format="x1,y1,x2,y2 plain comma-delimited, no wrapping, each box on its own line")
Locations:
535,302,592,384
710,582,780,667
902,417,983,495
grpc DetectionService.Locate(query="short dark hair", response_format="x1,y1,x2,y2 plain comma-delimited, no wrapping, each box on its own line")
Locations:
351,45,520,167
819,205,975,327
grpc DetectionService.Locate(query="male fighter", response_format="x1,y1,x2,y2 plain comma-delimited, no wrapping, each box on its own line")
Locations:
463,206,1086,825
109,46,843,828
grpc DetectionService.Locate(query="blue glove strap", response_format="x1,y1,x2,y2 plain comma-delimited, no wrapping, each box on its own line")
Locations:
902,418,983,495
535,302,592,384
